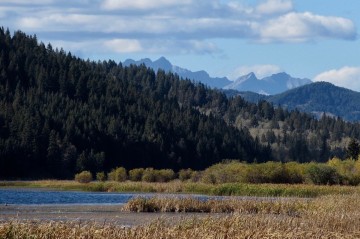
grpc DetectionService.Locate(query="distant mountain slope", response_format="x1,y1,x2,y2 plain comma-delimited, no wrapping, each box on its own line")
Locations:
237,82,360,121
224,72,312,95
123,57,231,88
222,89,266,102
269,82,360,121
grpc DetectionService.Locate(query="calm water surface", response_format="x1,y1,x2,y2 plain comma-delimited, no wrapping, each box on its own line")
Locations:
0,188,212,205
0,188,137,205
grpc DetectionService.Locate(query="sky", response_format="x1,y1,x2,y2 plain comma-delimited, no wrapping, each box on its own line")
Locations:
1,0,360,91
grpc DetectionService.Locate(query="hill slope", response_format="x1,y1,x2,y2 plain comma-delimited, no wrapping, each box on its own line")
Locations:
0,28,268,179
268,82,360,121
2,28,360,180
237,82,360,121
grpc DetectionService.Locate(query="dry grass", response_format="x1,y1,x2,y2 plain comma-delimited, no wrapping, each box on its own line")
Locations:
123,196,307,216
1,194,360,238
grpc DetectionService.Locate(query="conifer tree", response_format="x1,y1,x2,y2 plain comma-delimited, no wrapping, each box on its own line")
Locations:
347,138,360,160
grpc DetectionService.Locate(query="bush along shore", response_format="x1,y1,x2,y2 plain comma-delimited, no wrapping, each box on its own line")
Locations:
75,158,360,186
3,159,360,197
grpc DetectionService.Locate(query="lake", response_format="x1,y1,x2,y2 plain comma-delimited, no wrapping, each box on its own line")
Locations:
0,188,137,205
0,188,212,205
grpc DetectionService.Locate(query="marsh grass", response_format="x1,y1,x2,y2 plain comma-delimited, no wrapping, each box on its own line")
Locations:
1,180,359,197
123,196,308,216
1,194,360,238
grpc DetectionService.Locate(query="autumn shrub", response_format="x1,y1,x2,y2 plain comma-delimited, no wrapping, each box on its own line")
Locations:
96,172,106,182
201,172,217,184
327,157,360,185
189,171,202,182
155,169,175,182
284,162,306,184
129,168,145,181
141,168,175,182
142,168,156,182
245,162,288,184
178,169,194,181
305,163,342,185
74,171,93,183
200,161,248,184
108,167,127,182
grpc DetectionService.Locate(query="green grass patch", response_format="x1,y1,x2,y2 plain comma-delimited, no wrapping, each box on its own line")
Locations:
1,180,359,198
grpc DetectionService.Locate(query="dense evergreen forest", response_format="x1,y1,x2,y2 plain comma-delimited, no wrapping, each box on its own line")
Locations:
0,28,270,179
1,28,360,179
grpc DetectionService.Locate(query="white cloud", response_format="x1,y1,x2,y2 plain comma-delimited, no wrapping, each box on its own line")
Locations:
314,67,360,91
104,39,143,53
103,39,219,54
229,64,282,80
17,17,43,29
0,0,54,4
102,0,193,10
187,40,219,54
256,0,293,15
50,40,101,52
17,14,101,30
258,12,356,42
48,38,219,55
1,0,357,56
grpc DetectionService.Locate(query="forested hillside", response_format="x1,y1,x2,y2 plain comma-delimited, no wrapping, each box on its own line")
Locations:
0,28,269,179
235,82,360,121
1,28,360,179
269,82,360,121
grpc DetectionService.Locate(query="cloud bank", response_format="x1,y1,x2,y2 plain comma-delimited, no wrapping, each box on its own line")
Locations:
0,0,357,55
315,67,360,92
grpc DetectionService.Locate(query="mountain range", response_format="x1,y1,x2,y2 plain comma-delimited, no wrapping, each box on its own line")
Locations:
125,57,360,121
123,57,312,94
123,57,232,89
223,72,312,95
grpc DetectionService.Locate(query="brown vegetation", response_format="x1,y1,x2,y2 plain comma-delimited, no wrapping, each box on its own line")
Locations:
74,171,92,183
123,196,307,216
1,194,360,238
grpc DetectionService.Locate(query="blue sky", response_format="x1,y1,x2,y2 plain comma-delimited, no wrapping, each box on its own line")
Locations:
1,0,360,90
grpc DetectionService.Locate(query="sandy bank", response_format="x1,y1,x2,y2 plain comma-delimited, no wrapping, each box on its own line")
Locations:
0,204,213,226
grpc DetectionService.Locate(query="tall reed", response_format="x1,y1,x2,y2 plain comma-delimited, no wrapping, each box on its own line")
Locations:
2,194,360,239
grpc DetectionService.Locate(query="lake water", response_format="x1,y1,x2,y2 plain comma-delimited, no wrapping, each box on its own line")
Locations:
0,189,137,205
0,188,211,205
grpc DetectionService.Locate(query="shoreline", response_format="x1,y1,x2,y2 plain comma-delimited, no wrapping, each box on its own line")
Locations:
2,180,359,198
0,204,214,226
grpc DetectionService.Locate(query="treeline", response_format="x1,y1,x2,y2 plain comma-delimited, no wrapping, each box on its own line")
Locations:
225,98,360,163
0,28,269,179
76,158,360,186
2,27,360,179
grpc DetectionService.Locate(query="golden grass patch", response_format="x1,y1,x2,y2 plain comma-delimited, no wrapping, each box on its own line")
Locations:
1,194,360,238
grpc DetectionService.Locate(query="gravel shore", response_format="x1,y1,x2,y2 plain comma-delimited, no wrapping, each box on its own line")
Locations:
0,204,212,226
